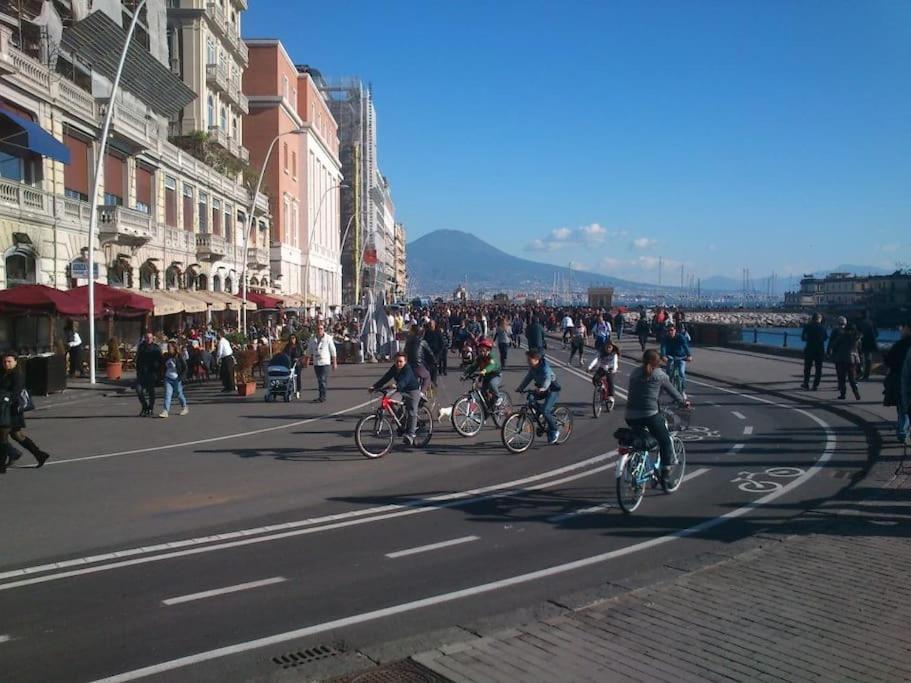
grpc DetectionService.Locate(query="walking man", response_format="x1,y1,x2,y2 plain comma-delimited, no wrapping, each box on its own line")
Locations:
135,331,162,416
65,322,82,378
305,322,337,402
856,310,878,381
215,330,235,393
801,312,827,391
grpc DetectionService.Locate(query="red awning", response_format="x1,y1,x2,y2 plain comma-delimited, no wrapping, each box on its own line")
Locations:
67,284,154,319
0,284,86,316
240,292,282,309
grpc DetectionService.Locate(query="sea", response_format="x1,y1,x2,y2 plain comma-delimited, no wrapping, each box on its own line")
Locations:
741,327,900,350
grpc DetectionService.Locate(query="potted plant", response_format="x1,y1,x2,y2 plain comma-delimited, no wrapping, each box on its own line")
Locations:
234,348,257,396
105,337,123,380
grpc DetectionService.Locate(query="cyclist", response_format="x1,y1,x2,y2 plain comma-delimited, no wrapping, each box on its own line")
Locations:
625,349,691,483
404,324,437,393
561,313,575,348
659,324,692,395
463,338,503,407
568,325,586,367
369,352,421,446
516,348,562,444
588,339,619,411
592,314,611,351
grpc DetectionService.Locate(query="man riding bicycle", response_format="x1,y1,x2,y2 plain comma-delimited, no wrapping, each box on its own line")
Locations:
369,352,421,446
516,348,562,444
659,324,692,395
462,338,503,406
625,349,691,484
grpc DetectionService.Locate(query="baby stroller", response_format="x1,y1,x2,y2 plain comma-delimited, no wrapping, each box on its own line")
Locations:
264,363,296,402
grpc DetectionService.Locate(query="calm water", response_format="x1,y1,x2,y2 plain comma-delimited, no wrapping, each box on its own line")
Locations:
741,327,900,350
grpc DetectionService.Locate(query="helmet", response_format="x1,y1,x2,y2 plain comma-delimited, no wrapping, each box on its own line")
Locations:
478,338,494,350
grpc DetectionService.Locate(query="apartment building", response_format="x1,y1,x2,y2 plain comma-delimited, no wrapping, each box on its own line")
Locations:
0,1,270,300
393,222,407,301
244,41,343,312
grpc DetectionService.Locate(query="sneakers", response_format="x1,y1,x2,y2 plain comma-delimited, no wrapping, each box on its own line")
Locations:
606,397,615,412
403,434,416,447
35,451,50,468
295,391,301,399
179,407,189,416
547,430,561,445
158,411,169,418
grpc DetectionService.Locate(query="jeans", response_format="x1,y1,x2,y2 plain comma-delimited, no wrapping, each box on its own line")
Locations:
616,323,623,339
498,342,509,369
540,390,560,439
163,377,187,411
803,354,823,388
569,340,585,365
626,413,674,470
638,333,648,351
68,345,82,377
897,404,910,441
667,357,687,392
136,380,156,411
861,352,874,380
403,389,421,438
413,365,431,393
314,364,330,399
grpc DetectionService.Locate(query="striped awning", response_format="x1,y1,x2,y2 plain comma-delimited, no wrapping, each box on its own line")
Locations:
163,290,207,314
145,291,183,317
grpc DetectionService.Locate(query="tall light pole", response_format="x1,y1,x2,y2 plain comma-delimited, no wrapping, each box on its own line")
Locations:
303,182,348,318
86,0,147,384
240,128,304,335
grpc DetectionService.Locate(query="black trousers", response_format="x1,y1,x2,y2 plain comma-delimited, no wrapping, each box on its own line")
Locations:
68,346,81,377
626,413,674,469
803,353,823,388
498,342,509,369
136,380,156,411
835,361,859,398
220,356,236,391
638,333,648,351
437,349,448,376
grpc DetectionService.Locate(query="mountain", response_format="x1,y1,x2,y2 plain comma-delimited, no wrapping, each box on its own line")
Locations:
407,230,639,296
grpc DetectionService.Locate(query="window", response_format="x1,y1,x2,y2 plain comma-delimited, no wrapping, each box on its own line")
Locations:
108,260,131,288
283,75,289,101
139,262,158,290
103,153,124,205
182,183,194,231
165,265,181,290
232,116,238,140
164,176,177,227
135,164,154,215
212,198,221,235
63,134,90,201
207,38,216,65
212,274,222,292
198,191,208,232
220,106,227,131
5,248,36,288
207,96,215,128
283,142,288,172
291,150,297,179
224,276,233,293
282,195,290,243
224,204,232,242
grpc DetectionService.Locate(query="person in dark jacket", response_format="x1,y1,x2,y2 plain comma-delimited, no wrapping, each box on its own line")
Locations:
404,325,437,392
526,317,546,355
424,319,446,378
159,341,189,418
635,315,650,352
135,331,163,417
0,352,50,472
283,333,305,397
801,313,828,391
827,318,861,400
856,311,879,381
370,352,422,445
883,320,911,443
438,321,452,376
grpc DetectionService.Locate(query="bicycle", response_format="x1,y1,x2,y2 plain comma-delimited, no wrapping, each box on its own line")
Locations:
501,390,574,454
665,355,688,396
614,406,691,513
451,375,513,437
355,388,433,459
591,373,616,418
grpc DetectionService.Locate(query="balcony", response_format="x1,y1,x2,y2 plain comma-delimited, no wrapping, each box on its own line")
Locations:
233,0,248,11
98,205,157,247
206,2,226,35
247,247,269,269
99,94,158,150
196,233,227,261
208,125,229,149
205,62,229,94
224,78,248,113
0,178,53,221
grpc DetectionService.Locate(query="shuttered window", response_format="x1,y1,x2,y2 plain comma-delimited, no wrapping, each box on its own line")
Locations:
164,176,177,228
183,184,194,231
103,153,124,205
135,164,153,214
212,198,221,235
63,134,90,201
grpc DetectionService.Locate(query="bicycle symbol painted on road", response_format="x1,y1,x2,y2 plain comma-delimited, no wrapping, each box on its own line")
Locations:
732,467,805,494
676,425,722,442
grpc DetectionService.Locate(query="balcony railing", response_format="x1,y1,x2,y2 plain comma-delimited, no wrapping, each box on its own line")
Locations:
0,177,52,217
97,205,157,246
58,79,97,122
208,125,229,149
206,2,226,35
196,233,227,261
247,247,269,269
206,62,229,93
99,94,158,149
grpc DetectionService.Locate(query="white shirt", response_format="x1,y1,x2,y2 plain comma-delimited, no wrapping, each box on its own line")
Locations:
307,334,337,366
68,332,82,348
588,352,619,374
215,337,233,361
562,316,574,330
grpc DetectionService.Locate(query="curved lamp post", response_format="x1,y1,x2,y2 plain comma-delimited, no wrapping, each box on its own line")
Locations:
303,182,348,318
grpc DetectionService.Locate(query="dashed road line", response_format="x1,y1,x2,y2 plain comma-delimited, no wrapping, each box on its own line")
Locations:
682,468,710,482
386,536,480,559
731,411,747,420
743,426,754,436
547,503,612,523
727,444,745,456
162,577,286,606
0,634,11,644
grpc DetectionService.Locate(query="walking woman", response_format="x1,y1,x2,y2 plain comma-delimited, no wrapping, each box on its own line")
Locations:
494,318,511,369
284,333,305,398
159,341,189,418
0,352,50,472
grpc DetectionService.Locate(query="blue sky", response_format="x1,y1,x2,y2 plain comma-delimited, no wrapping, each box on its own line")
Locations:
245,0,911,282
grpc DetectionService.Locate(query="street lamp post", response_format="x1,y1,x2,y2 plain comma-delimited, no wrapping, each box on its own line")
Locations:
240,128,304,336
86,0,147,384
303,182,348,319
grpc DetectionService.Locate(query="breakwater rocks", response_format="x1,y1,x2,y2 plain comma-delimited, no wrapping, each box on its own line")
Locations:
631,311,808,328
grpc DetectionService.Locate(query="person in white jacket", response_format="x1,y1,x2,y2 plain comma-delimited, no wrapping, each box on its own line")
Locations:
588,340,620,411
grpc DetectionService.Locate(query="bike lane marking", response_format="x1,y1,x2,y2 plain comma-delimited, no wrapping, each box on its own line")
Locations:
386,536,480,559
89,398,836,683
743,425,754,436
162,577,287,606
0,452,619,590
731,411,747,420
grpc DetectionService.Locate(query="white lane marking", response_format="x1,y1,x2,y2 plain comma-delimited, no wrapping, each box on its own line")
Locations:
731,411,747,420
89,407,836,683
0,634,10,643
682,468,709,482
728,443,745,455
386,536,479,559
162,577,286,606
743,426,754,436
46,398,377,466
0,456,618,592
547,503,611,523
543,354,629,400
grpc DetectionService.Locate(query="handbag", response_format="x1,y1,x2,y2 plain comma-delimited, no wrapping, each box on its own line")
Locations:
19,388,34,413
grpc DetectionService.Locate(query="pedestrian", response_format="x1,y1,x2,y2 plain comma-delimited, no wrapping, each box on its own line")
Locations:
902,332,911,447
304,322,337,402
568,325,586,367
135,331,163,416
856,310,879,381
215,330,235,393
65,321,82,378
0,352,51,473
438,321,451,376
827,317,861,400
404,323,437,393
883,320,911,444
800,312,828,391
283,333,305,398
424,319,446,377
511,315,524,349
526,316,546,355
494,317,511,369
615,310,625,340
635,314,650,352
592,314,611,351
159,341,189,418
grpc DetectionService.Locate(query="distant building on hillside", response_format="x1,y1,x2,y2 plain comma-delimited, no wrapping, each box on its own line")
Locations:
785,271,911,311
588,286,614,308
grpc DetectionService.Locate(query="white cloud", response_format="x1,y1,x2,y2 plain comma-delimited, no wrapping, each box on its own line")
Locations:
632,237,658,250
527,222,627,252
551,227,573,241
525,238,562,252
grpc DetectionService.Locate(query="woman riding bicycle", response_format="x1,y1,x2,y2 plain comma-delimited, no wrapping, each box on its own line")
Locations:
588,340,619,411
462,338,503,406
625,349,691,483
659,324,692,396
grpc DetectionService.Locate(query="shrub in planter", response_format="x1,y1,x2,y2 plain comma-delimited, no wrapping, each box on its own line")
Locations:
234,349,257,396
106,337,123,380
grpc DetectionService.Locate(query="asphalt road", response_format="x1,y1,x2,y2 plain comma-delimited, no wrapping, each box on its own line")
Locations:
0,339,869,682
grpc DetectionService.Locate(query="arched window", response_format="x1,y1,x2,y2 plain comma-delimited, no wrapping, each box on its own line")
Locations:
197,273,208,291
165,265,182,290
207,96,215,128
108,260,132,288
212,274,222,292
224,276,233,293
220,107,227,132
139,262,159,290
5,247,36,288
249,276,259,292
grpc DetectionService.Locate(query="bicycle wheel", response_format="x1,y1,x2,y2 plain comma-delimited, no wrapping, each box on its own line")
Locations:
491,391,513,428
554,407,574,444
662,437,687,493
501,411,535,454
617,454,645,513
355,413,394,459
452,395,485,437
414,405,434,448
592,387,603,418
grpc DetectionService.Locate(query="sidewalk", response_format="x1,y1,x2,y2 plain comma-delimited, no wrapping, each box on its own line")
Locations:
335,345,911,683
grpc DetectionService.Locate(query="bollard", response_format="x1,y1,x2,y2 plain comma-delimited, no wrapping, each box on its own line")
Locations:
783,331,788,348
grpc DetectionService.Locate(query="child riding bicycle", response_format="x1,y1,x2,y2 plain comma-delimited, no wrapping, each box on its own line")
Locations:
659,324,692,395
462,338,503,406
368,352,421,446
588,340,619,411
516,348,562,444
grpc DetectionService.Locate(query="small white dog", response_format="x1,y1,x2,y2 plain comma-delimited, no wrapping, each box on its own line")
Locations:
437,405,453,422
